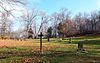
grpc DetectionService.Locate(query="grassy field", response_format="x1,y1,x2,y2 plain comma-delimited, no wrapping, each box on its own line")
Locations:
0,36,100,63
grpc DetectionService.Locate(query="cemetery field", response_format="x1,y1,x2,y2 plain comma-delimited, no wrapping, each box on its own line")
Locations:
0,36,100,63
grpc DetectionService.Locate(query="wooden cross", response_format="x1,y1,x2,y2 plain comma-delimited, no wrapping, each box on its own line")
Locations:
38,32,44,53
47,34,50,42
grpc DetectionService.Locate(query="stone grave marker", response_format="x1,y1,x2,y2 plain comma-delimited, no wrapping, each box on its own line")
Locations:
77,40,85,52
69,37,72,43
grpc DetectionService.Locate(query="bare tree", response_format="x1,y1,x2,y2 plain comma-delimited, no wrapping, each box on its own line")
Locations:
96,11,100,33
21,8,38,38
0,0,26,16
38,11,50,35
51,8,71,38
58,8,71,38
90,12,98,33
0,10,14,39
51,12,60,37
0,0,26,39
74,13,84,35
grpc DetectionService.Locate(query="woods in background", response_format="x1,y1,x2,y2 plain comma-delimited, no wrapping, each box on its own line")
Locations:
0,0,100,39
51,9,100,38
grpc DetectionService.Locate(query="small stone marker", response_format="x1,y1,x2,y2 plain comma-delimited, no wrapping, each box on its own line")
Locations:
77,40,85,52
38,32,44,53
69,37,72,43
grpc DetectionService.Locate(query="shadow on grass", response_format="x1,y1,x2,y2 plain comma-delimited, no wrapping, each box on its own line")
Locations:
72,39,100,45
0,49,100,63
0,50,76,63
84,40,100,45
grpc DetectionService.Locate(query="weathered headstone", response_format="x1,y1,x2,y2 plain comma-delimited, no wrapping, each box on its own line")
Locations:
77,40,85,52
38,32,44,53
69,37,72,43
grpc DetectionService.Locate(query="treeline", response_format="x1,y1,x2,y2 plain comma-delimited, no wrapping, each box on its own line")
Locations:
48,9,100,38
0,0,100,39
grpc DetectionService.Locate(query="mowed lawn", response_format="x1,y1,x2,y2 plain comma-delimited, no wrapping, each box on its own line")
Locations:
0,36,100,63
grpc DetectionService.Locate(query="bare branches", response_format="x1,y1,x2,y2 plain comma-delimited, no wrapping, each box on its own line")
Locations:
22,8,38,30
21,8,38,38
0,0,26,21
4,0,26,5
38,11,51,34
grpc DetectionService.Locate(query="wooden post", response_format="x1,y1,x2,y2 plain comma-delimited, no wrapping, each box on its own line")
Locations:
38,32,44,53
47,34,50,42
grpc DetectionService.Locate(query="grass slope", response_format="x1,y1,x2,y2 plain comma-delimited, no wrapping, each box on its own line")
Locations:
0,36,99,63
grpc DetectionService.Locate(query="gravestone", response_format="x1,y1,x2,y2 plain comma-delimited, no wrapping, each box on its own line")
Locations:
38,32,44,53
69,37,72,43
77,40,85,52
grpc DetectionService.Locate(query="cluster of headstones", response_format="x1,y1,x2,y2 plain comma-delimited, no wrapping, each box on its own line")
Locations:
38,32,86,53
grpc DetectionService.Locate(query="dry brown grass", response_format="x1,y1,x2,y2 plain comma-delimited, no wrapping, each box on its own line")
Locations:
0,39,77,52
0,39,39,48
